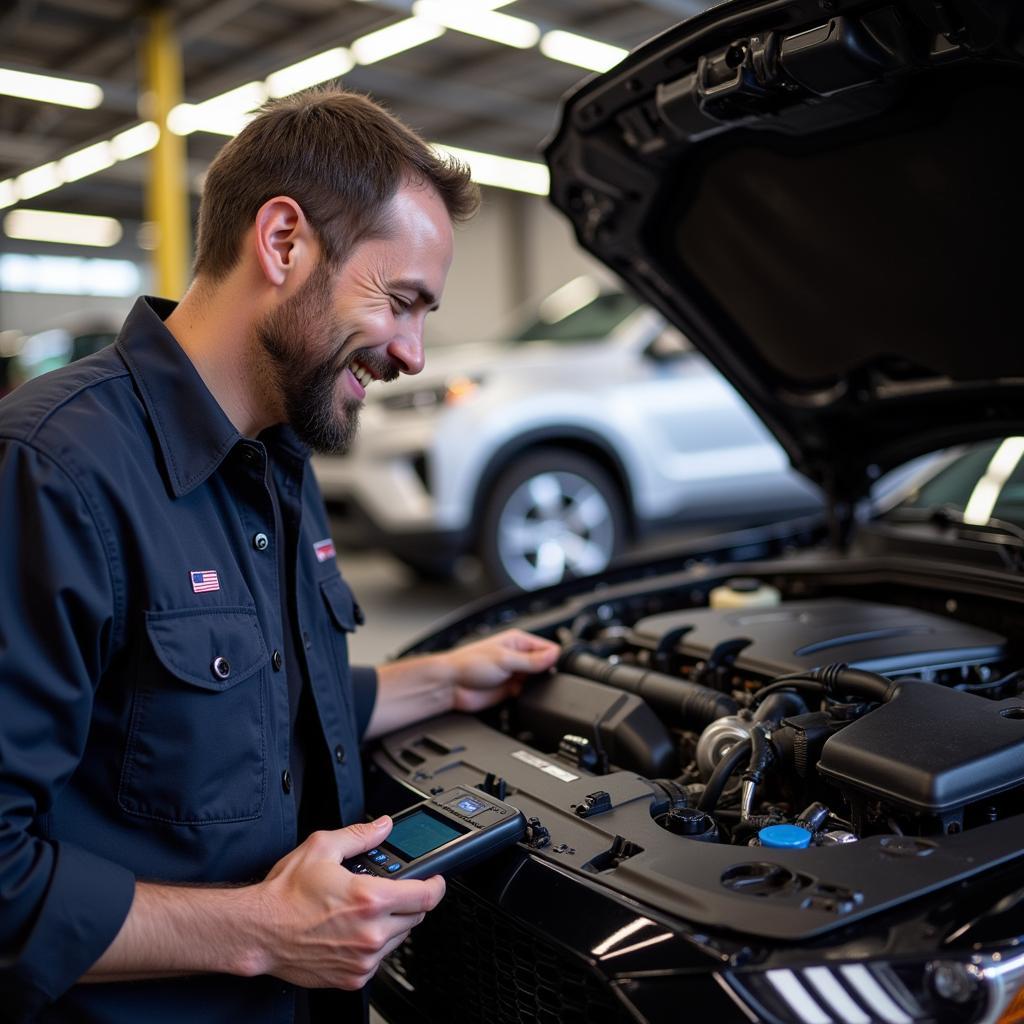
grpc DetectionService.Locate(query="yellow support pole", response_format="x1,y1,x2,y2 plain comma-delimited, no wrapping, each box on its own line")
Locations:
144,7,189,299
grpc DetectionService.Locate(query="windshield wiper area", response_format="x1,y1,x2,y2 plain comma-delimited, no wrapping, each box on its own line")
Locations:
884,504,1024,570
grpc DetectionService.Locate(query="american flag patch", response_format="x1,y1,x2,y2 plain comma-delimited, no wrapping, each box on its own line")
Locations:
313,538,336,563
191,570,220,593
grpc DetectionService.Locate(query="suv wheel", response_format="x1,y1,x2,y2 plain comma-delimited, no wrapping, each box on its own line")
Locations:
479,449,626,591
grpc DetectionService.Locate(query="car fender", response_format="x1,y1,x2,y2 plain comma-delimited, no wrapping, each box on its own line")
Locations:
428,389,642,535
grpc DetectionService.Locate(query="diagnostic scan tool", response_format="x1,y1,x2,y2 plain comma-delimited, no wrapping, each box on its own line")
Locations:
349,787,527,880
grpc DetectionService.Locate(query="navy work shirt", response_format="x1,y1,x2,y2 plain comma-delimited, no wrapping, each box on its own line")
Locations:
0,297,378,1022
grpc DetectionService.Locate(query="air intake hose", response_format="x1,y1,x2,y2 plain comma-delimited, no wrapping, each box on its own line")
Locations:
559,647,738,729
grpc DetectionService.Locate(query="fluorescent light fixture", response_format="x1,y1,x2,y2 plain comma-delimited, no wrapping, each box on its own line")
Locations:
3,122,155,211
351,17,445,65
111,122,160,161
4,209,123,247
266,47,354,98
411,2,539,48
0,66,103,109
168,81,266,136
15,162,64,201
0,253,140,297
433,142,549,195
539,276,600,323
540,30,626,72
59,141,115,183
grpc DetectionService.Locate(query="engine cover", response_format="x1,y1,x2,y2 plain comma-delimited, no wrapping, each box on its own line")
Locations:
632,598,1006,678
817,682,1024,813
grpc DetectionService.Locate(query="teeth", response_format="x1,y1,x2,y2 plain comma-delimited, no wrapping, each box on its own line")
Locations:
352,361,373,389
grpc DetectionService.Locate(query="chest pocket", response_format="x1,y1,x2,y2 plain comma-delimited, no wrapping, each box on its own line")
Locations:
318,575,358,695
118,607,269,825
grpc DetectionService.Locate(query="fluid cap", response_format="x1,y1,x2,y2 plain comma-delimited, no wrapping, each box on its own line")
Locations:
758,824,812,849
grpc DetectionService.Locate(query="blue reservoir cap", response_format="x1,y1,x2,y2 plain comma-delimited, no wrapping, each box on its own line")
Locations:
759,824,812,849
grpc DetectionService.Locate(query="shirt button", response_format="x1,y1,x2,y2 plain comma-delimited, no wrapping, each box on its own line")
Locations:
281,769,292,794
240,447,259,466
334,744,346,765
211,656,231,680
272,649,283,671
303,631,312,651
253,532,269,551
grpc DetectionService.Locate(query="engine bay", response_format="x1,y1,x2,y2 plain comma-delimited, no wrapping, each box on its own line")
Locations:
372,559,1024,940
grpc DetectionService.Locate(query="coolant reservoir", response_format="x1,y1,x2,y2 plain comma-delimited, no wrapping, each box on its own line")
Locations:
709,578,782,610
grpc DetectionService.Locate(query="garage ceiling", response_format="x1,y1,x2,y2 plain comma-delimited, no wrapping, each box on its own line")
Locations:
0,0,706,225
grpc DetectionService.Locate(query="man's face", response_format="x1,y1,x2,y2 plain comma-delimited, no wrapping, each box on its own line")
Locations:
257,181,454,453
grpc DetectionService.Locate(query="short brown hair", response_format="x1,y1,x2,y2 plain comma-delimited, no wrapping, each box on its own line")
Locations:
193,87,479,279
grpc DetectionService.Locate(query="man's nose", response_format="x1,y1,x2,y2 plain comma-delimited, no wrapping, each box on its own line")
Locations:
386,325,425,376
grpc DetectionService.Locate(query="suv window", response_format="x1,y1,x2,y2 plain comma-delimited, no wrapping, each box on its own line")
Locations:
513,290,641,343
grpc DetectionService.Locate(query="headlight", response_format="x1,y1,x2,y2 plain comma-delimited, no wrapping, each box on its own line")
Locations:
377,375,482,412
722,949,1024,1024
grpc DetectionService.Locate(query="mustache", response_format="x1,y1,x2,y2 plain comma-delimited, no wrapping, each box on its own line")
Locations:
342,347,401,383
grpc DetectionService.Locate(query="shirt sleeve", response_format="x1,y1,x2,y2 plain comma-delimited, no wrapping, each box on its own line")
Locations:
0,438,135,1021
350,666,378,739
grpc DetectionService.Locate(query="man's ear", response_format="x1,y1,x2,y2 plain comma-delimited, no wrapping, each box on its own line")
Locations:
253,196,314,288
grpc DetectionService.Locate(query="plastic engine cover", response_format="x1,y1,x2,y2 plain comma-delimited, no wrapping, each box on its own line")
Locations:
817,682,1024,813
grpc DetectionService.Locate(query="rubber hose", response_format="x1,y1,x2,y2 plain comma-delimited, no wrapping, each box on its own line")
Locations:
559,648,738,728
697,737,753,813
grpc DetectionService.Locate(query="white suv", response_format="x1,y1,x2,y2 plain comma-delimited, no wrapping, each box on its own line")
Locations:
312,281,821,589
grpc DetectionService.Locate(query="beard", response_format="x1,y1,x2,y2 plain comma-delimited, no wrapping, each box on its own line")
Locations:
255,261,394,455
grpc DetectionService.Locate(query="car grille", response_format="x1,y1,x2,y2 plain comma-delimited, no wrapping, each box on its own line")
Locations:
384,881,631,1024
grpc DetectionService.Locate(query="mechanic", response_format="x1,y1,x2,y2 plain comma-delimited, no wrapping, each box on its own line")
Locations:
0,87,560,1023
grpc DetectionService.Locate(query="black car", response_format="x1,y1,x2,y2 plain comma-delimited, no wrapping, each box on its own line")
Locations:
364,1,1024,1021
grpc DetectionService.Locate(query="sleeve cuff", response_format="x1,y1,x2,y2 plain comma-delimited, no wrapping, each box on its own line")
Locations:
11,842,135,1017
350,665,378,739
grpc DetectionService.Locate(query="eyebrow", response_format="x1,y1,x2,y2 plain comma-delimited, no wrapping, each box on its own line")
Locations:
391,278,439,311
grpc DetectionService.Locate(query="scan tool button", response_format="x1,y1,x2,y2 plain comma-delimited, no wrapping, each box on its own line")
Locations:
370,852,389,864
366,849,380,857
386,863,401,873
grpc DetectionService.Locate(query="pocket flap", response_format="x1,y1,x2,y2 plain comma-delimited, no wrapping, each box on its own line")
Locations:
320,575,358,632
145,607,269,691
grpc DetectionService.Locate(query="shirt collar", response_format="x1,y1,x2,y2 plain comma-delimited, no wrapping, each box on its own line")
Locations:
116,296,309,498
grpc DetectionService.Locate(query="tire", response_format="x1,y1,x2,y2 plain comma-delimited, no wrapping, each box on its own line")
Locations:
478,448,627,591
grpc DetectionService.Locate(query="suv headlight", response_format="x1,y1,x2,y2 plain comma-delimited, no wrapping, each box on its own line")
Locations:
377,375,482,412
723,950,1024,1024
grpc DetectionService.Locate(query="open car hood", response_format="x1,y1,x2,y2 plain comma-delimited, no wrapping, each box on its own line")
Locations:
545,0,1024,509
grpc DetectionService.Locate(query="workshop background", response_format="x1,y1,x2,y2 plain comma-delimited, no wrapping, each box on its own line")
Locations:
0,0,801,669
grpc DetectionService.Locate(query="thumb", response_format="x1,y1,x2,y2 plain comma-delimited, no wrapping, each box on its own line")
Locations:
334,815,393,859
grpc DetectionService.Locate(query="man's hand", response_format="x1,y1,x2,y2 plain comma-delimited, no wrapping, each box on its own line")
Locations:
366,629,561,738
444,629,561,712
252,816,444,990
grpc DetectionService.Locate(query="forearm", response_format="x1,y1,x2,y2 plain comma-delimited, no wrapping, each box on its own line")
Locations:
363,654,455,740
82,881,266,982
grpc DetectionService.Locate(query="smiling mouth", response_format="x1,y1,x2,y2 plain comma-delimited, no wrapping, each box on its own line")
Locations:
350,358,377,389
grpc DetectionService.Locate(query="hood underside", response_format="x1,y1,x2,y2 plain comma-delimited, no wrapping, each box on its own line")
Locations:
545,0,1024,504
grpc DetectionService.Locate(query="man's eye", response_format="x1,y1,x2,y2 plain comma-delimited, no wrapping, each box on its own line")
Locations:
391,296,412,313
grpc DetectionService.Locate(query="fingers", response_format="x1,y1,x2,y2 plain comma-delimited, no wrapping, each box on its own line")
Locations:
499,630,560,668
305,816,393,862
504,629,561,653
361,873,446,916
377,927,415,962
499,645,560,674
